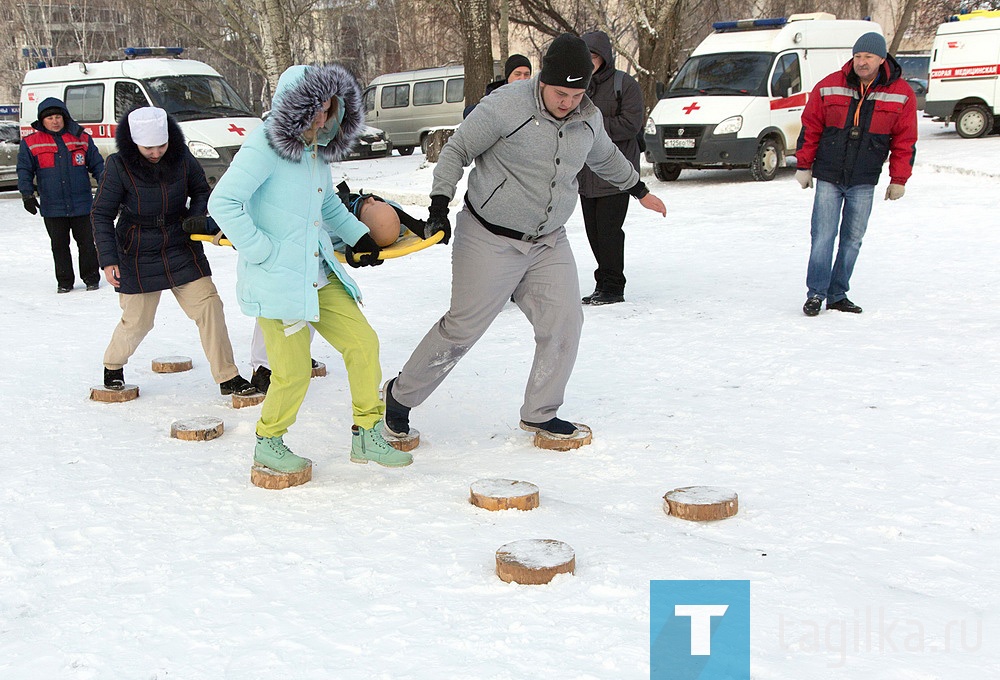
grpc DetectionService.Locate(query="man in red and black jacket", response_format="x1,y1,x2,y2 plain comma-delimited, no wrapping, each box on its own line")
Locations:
17,97,105,294
795,32,917,317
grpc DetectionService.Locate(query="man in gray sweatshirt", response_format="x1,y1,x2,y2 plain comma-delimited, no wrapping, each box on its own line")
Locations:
385,33,666,441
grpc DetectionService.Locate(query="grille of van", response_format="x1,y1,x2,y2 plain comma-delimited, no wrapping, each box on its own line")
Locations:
656,125,707,159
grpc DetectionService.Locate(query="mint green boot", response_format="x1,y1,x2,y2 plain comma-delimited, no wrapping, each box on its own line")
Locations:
350,420,413,467
254,435,310,473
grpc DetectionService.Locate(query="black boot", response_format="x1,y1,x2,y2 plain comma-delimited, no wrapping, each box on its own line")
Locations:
104,367,125,390
220,374,257,396
588,290,625,305
383,377,411,436
827,298,862,313
803,296,823,317
251,366,271,394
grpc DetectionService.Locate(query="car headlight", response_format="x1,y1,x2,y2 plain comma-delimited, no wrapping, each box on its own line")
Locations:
188,141,220,159
644,117,656,136
713,116,742,135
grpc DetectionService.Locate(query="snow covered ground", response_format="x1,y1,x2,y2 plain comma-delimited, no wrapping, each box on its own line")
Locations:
1,117,997,679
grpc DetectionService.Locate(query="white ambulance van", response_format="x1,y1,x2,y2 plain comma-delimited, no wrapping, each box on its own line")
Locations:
924,11,1000,138
20,47,262,186
644,13,880,181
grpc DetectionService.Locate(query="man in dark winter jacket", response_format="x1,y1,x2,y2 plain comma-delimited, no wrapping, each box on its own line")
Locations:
578,30,645,305
796,32,917,316
462,54,532,119
16,97,105,293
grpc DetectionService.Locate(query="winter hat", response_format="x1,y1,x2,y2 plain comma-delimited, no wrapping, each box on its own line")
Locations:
853,32,887,58
539,34,593,90
39,106,63,120
504,54,532,80
128,107,169,146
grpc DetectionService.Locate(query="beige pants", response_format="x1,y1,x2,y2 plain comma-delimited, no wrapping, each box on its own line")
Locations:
103,276,240,384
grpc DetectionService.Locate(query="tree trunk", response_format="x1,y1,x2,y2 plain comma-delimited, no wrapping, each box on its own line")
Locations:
257,0,295,97
889,0,919,55
460,0,494,109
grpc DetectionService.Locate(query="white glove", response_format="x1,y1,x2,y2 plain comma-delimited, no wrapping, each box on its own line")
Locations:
795,169,813,189
884,184,905,201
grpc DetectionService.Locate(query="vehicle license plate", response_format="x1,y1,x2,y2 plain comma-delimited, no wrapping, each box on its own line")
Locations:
370,141,387,151
662,138,696,149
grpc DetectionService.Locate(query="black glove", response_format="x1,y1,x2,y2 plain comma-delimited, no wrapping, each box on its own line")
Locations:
421,194,451,244
345,233,383,268
22,196,38,215
182,215,218,235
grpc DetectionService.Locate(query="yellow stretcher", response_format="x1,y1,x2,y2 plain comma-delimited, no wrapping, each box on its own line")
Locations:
190,228,444,263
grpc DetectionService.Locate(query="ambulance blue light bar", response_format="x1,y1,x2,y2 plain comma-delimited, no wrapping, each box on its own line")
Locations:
712,17,788,31
123,47,185,58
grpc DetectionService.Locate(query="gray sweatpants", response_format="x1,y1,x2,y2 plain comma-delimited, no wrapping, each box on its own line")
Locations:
393,208,584,423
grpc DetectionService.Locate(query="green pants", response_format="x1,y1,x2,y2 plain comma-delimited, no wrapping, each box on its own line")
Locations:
256,280,384,438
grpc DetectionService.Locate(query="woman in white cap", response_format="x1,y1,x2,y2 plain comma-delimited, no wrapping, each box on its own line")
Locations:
91,106,255,397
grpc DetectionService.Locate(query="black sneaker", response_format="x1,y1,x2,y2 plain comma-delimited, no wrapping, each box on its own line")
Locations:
57,285,72,294
803,296,823,317
581,289,600,305
85,282,99,291
251,366,271,394
588,290,625,306
382,377,411,436
104,367,125,390
220,374,257,396
827,298,862,314
519,417,579,438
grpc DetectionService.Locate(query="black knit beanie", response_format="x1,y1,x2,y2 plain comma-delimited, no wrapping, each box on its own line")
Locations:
39,106,63,120
504,54,532,80
539,34,593,90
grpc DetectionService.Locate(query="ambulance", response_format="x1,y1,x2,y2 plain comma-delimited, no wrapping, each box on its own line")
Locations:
924,11,1000,138
20,47,262,186
643,13,880,181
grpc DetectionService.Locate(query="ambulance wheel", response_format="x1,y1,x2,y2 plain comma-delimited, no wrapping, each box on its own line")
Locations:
420,135,430,155
397,146,415,156
956,105,992,139
653,163,682,182
750,138,780,181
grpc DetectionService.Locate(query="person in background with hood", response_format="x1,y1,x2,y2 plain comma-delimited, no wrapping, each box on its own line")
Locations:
578,30,645,306
796,32,917,317
17,97,104,294
209,64,413,476
91,106,255,398
463,54,533,119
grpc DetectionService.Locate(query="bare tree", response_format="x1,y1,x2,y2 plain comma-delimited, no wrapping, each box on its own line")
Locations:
459,0,495,107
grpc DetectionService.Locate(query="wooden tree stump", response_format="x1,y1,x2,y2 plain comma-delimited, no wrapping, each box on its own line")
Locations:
530,423,592,451
170,417,224,441
232,392,265,409
152,356,193,373
250,461,313,490
425,128,455,162
663,486,739,521
90,385,139,403
496,539,575,585
311,361,327,378
470,479,540,511
382,427,420,452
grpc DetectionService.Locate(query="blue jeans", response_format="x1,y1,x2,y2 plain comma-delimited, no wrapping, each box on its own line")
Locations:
806,180,874,303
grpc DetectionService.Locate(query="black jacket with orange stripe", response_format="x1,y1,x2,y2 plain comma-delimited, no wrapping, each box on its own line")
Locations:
796,56,917,187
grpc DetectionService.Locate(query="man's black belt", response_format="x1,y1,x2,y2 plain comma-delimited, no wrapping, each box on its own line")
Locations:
464,194,540,242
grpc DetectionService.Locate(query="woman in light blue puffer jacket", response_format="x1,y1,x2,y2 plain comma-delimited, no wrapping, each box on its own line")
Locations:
209,64,412,476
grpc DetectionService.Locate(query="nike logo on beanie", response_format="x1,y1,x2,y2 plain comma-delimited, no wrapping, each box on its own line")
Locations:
567,76,583,82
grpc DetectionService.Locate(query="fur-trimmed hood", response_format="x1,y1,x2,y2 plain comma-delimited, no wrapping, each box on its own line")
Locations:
115,109,189,184
264,64,364,163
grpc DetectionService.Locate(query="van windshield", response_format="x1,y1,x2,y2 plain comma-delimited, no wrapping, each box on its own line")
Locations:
666,52,773,98
142,75,253,120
